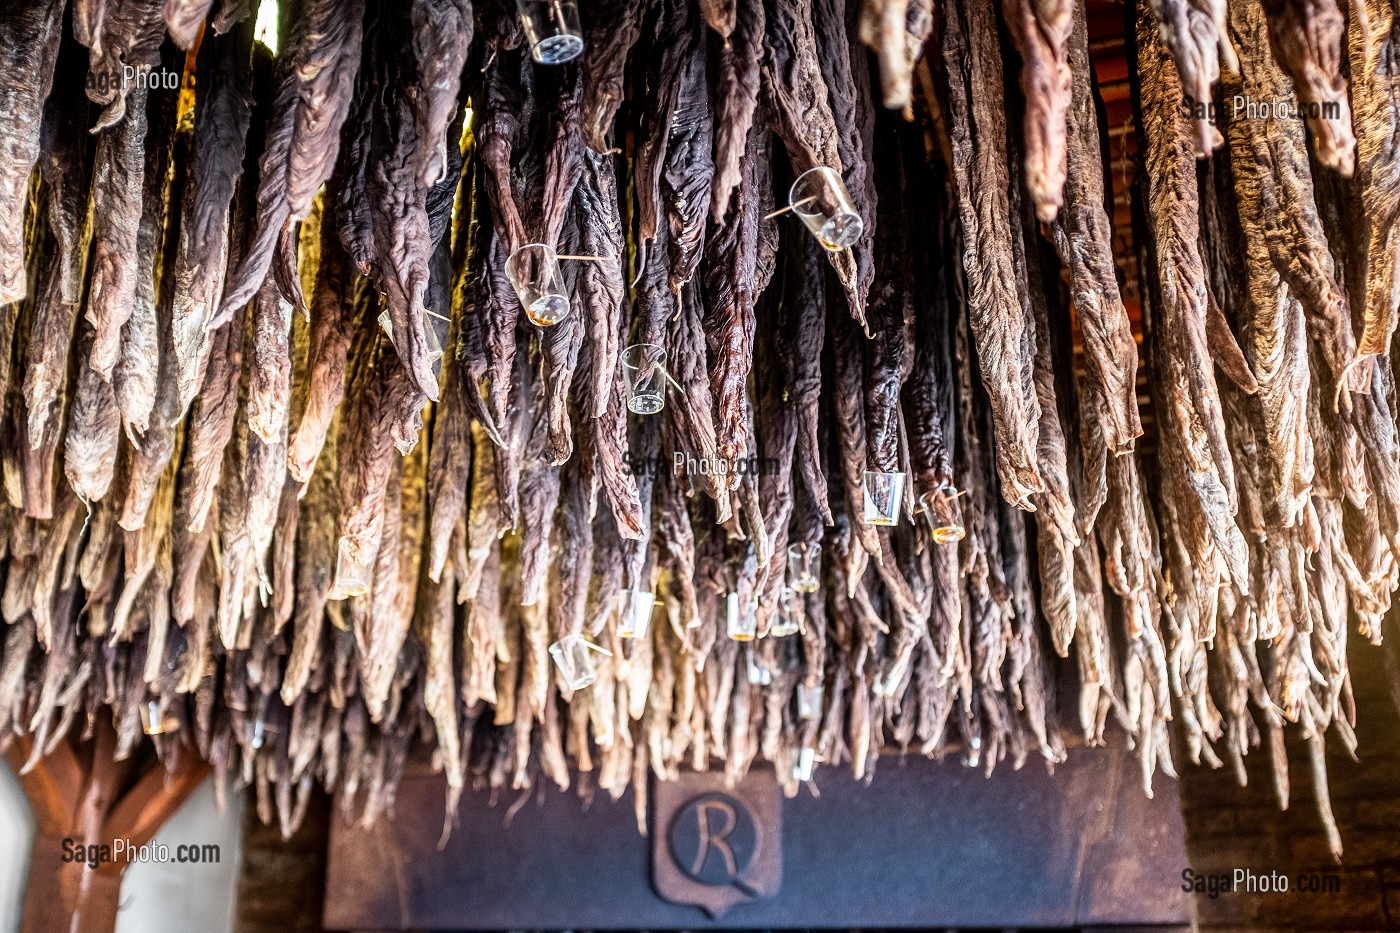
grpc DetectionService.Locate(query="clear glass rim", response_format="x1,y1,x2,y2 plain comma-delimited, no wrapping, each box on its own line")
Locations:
621,588,656,610
550,632,612,656
506,241,557,266
622,342,666,368
789,166,843,215
531,34,584,62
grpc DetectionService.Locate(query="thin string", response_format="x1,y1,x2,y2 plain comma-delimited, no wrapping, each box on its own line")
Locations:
764,196,817,220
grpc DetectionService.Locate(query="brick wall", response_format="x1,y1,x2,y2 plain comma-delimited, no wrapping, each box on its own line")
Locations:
1179,625,1400,930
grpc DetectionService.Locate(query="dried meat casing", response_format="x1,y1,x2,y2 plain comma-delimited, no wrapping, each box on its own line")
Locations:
86,85,150,380
172,20,254,412
763,0,868,328
1000,0,1071,221
22,49,93,459
1258,0,1354,174
580,0,647,152
82,0,165,132
1049,0,1141,469
1349,0,1400,358
700,0,737,37
940,0,1042,507
1147,0,1234,155
216,0,365,324
1135,0,1250,591
703,124,770,468
711,0,765,217
1225,0,1327,528
288,211,357,484
411,0,472,186
0,1,64,306
164,0,219,48
858,0,934,113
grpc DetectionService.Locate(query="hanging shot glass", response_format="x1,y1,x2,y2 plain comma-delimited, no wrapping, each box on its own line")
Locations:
862,469,906,527
330,536,373,600
727,591,757,642
877,650,912,699
919,483,966,544
621,343,668,415
517,0,584,65
617,588,656,640
797,682,824,721
379,309,445,381
745,648,772,686
420,311,445,379
548,633,610,691
506,243,571,326
769,587,800,637
793,745,817,782
789,166,863,251
786,541,821,593
141,698,179,736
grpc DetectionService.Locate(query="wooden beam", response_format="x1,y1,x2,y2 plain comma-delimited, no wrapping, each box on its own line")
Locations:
73,719,128,851
19,839,83,933
104,756,211,846
4,735,83,833
9,715,212,933
72,869,121,933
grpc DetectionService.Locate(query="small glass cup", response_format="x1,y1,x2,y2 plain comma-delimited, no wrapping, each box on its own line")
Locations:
797,682,823,721
505,243,571,326
790,167,863,251
786,542,821,593
517,0,583,65
965,733,982,768
141,699,179,736
745,649,771,686
877,652,911,698
727,591,756,641
793,745,816,782
331,536,371,600
862,470,905,527
621,343,668,415
769,587,800,637
548,633,609,690
617,588,655,639
379,309,444,379
919,484,966,544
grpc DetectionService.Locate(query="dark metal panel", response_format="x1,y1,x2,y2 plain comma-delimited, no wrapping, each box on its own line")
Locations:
324,746,1189,930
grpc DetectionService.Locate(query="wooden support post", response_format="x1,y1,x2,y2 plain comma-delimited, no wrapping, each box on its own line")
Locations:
3,718,211,933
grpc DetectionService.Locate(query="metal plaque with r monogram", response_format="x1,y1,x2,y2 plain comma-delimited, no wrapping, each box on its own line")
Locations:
651,769,782,918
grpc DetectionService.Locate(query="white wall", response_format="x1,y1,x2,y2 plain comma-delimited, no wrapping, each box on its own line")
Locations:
115,779,244,933
0,767,243,933
0,761,34,933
